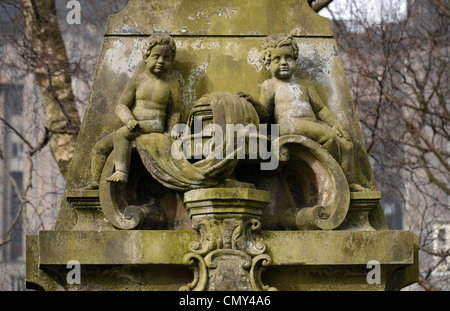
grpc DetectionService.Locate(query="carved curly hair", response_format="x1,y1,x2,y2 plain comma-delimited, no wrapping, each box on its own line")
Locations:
261,33,299,67
142,33,177,62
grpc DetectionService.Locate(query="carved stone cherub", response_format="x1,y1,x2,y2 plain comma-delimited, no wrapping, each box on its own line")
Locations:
86,34,181,189
240,33,356,185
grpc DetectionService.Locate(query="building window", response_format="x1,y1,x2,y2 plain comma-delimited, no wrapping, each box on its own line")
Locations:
9,274,24,291
11,142,23,159
9,171,23,262
69,40,80,62
1,84,25,263
1,84,23,117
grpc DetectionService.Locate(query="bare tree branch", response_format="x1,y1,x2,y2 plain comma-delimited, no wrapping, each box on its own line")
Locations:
418,277,441,291
308,0,335,13
330,0,449,290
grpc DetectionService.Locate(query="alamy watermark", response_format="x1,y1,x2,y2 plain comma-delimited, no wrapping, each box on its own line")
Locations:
366,260,381,285
66,260,81,285
170,117,280,170
66,0,81,25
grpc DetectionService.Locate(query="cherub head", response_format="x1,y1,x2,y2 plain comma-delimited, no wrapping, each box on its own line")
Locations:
142,34,177,76
261,33,299,80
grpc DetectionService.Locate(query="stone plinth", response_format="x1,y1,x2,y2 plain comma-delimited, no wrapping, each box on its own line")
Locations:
182,187,273,291
26,230,417,291
184,187,270,220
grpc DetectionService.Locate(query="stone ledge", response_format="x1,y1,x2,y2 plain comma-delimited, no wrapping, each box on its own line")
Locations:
36,230,415,266
27,229,418,291
262,230,415,266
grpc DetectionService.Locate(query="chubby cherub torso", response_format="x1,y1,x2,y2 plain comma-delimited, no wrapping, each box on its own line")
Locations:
262,76,317,123
133,72,170,117
131,71,174,133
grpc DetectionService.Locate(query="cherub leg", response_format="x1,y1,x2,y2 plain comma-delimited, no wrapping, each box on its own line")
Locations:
337,137,354,182
338,138,370,191
107,126,137,183
85,133,114,189
281,119,340,160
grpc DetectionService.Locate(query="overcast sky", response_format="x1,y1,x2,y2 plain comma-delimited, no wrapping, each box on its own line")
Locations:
318,0,408,23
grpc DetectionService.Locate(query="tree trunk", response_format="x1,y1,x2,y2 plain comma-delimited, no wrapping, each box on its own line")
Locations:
20,0,80,179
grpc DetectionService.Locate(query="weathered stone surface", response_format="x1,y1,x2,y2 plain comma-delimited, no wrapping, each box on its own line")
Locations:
338,191,382,231
55,0,381,231
184,187,270,218
105,0,333,36
27,229,417,291
35,230,415,268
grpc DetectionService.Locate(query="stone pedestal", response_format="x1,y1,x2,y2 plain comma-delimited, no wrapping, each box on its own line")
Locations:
181,187,275,291
26,229,417,291
27,187,418,291
337,192,382,231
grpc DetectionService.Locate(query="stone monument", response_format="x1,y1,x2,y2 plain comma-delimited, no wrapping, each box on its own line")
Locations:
26,0,418,291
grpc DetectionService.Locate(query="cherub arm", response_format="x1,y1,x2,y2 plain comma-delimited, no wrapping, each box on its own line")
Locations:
115,74,139,130
308,82,351,141
237,80,274,123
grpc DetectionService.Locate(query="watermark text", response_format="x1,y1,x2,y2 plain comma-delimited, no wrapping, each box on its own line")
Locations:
66,0,81,25
366,260,381,285
66,260,81,285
